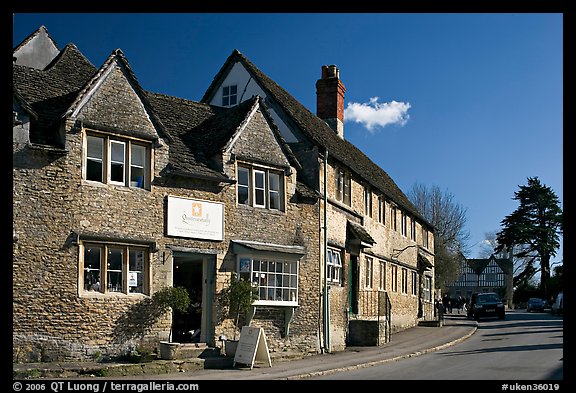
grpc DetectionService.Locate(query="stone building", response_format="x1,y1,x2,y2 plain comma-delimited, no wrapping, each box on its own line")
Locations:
13,26,435,362
202,51,436,351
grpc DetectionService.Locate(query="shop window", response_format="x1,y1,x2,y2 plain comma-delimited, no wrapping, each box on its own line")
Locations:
84,132,150,189
238,256,298,305
237,164,284,211
81,243,149,295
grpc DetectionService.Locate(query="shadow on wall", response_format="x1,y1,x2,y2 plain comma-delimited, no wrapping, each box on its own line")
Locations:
112,297,166,346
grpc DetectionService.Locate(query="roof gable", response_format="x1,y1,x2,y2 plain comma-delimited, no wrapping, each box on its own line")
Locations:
13,25,60,70
226,97,294,170
12,44,97,145
66,49,168,142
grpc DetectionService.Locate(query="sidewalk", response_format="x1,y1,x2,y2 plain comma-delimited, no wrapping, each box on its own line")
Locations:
13,314,477,380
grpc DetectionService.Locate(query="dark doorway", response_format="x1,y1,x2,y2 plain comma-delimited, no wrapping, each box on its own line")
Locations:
173,256,203,343
350,255,359,315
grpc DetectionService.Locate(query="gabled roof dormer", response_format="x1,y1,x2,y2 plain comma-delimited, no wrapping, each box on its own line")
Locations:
64,49,169,143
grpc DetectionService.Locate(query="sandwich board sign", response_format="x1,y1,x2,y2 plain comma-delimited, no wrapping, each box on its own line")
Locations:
233,326,272,369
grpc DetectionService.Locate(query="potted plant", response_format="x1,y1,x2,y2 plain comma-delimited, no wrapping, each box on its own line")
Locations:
152,286,191,360
219,273,259,356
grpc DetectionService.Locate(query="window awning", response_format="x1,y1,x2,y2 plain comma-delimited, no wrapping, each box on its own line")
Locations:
417,249,433,271
231,240,306,258
347,221,375,248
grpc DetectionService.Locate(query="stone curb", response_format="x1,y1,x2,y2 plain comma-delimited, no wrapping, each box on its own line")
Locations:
282,323,478,380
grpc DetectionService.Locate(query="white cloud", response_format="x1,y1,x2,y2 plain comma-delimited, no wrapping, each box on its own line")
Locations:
344,97,411,132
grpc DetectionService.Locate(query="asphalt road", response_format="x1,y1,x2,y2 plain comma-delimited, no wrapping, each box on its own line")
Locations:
314,309,563,380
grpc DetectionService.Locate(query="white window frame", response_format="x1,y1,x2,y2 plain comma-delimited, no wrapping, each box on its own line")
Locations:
411,271,418,296
391,206,397,231
253,169,266,208
237,255,299,306
109,140,126,186
327,247,343,285
80,242,150,296
237,164,285,211
365,256,373,289
84,131,150,190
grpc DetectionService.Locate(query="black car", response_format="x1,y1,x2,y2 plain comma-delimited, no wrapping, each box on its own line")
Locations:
467,292,505,321
527,297,545,312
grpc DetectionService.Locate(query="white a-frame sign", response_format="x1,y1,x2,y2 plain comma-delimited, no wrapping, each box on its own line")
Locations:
233,326,272,369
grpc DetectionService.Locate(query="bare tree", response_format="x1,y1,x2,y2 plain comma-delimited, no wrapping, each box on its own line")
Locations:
408,183,470,290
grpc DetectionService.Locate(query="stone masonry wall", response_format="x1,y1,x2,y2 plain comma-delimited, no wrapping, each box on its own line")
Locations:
13,93,321,362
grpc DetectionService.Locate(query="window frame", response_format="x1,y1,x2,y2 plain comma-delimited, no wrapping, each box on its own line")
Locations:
378,260,386,291
364,186,372,218
401,211,407,237
222,84,238,107
237,254,299,306
411,271,418,296
327,247,343,285
378,196,386,225
422,227,429,249
236,163,285,211
401,267,408,294
364,256,374,289
79,242,150,296
83,130,151,190
391,206,398,231
391,264,398,292
335,167,351,206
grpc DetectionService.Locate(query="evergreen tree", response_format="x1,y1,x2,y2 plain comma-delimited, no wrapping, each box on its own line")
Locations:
495,177,563,299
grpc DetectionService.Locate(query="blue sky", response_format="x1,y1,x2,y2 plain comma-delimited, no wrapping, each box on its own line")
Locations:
12,13,563,262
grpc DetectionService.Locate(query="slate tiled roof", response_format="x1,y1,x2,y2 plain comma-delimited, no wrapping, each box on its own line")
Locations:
201,50,430,227
145,91,233,181
12,44,97,145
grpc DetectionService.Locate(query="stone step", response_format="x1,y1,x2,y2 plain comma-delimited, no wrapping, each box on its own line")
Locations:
172,344,221,360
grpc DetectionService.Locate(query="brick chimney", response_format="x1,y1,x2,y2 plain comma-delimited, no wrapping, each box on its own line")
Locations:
316,65,346,139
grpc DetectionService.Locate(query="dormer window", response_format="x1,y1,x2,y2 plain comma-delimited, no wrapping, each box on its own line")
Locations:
237,163,284,211
222,85,238,107
84,131,151,190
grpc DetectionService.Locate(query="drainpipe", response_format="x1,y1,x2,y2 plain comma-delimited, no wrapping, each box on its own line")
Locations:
323,149,330,353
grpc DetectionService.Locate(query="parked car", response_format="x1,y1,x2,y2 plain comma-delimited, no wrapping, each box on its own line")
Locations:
527,297,545,312
467,292,506,321
551,292,563,316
